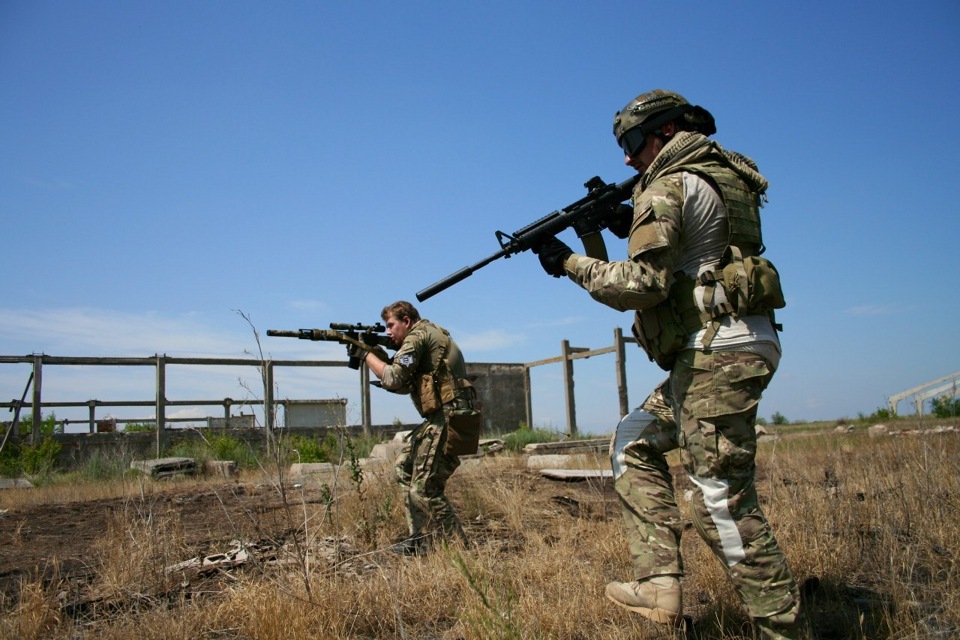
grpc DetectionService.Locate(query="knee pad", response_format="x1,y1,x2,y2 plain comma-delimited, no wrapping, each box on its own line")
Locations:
610,409,660,480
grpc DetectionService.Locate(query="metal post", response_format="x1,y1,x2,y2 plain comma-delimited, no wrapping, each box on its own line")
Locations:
561,340,577,438
88,401,96,434
614,327,629,419
223,397,233,428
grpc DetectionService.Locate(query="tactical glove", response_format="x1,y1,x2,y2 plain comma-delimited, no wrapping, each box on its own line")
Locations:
606,204,635,239
533,236,573,278
369,345,390,362
345,343,366,360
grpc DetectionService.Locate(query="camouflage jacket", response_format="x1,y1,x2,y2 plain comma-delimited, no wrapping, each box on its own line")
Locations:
562,132,767,313
380,319,470,417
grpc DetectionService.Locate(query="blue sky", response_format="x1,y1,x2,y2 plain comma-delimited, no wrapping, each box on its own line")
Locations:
2,1,958,434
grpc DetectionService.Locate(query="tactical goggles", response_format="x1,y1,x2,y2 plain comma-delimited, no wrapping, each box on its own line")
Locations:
618,126,649,158
617,105,693,158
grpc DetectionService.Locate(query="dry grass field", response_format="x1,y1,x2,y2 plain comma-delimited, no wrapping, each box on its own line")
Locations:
0,421,958,639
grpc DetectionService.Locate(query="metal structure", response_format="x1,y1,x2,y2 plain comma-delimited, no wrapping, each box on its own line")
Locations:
887,372,960,415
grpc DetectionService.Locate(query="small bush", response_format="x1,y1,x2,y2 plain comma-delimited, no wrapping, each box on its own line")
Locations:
166,433,260,469
931,395,960,418
123,422,156,433
15,412,62,437
285,433,339,463
501,423,563,453
0,437,62,479
770,411,789,426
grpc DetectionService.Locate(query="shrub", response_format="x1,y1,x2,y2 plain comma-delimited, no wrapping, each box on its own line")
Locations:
501,423,563,453
123,422,156,433
931,395,960,418
0,437,62,478
15,412,62,437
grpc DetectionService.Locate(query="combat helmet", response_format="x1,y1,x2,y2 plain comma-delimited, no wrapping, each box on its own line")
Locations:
613,89,716,157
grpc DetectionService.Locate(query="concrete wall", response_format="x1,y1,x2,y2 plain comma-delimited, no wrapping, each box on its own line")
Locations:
283,399,348,428
467,362,526,433
48,424,417,469
20,361,527,470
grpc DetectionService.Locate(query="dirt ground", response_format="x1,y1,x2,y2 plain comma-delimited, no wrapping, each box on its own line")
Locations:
0,466,619,608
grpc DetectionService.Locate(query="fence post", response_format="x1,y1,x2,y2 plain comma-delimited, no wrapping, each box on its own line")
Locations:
31,355,43,445
155,355,167,457
615,327,629,419
523,366,533,429
360,363,372,436
87,400,96,434
561,340,577,438
263,360,275,453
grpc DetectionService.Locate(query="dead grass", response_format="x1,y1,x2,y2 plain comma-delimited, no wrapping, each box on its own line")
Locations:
1,427,959,639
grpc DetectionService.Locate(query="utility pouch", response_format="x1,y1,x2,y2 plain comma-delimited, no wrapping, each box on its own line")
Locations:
720,246,785,315
418,373,440,415
633,305,685,371
438,376,458,405
444,411,482,457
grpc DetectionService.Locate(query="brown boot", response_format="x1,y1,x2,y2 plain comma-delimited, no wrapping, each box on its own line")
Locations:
605,575,682,625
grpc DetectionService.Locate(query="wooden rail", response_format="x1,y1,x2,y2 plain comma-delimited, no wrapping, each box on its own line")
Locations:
0,354,367,457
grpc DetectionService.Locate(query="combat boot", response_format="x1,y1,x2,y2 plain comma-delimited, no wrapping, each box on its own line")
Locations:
754,610,809,640
388,535,429,556
605,575,682,625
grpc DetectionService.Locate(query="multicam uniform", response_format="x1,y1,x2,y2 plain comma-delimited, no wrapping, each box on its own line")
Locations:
380,319,478,540
561,131,801,633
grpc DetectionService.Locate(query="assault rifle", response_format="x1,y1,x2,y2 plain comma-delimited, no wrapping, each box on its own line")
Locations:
266,322,393,369
416,173,641,302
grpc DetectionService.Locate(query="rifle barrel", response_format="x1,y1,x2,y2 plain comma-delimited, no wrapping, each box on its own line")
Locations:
416,248,509,302
265,330,302,338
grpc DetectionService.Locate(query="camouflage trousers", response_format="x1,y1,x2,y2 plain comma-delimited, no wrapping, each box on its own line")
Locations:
610,349,801,629
395,416,463,539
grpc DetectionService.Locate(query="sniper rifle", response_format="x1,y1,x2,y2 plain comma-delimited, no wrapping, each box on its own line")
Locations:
416,173,640,301
266,322,393,369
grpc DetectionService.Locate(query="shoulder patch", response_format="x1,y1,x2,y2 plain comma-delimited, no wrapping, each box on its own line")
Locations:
397,354,414,367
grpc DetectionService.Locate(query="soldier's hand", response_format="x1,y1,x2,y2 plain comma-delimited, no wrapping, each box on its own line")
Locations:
532,236,573,278
346,343,366,360
368,345,390,362
606,203,634,239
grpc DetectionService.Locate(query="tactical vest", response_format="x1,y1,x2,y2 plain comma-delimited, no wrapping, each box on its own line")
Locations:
410,322,476,418
633,159,784,370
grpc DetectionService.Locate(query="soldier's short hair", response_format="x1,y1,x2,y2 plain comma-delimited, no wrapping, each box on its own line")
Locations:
381,300,421,324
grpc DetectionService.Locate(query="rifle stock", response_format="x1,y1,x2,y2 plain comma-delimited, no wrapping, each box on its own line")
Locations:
416,174,640,301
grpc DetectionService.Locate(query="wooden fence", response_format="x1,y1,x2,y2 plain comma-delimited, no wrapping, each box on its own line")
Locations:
2,328,640,457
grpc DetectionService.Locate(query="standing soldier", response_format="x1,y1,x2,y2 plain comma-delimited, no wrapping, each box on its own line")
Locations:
532,90,803,639
357,300,481,555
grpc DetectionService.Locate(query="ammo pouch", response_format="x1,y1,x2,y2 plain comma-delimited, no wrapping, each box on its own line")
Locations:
444,410,482,457
716,245,785,316
417,373,476,419
632,272,709,371
632,294,691,372
417,373,441,416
